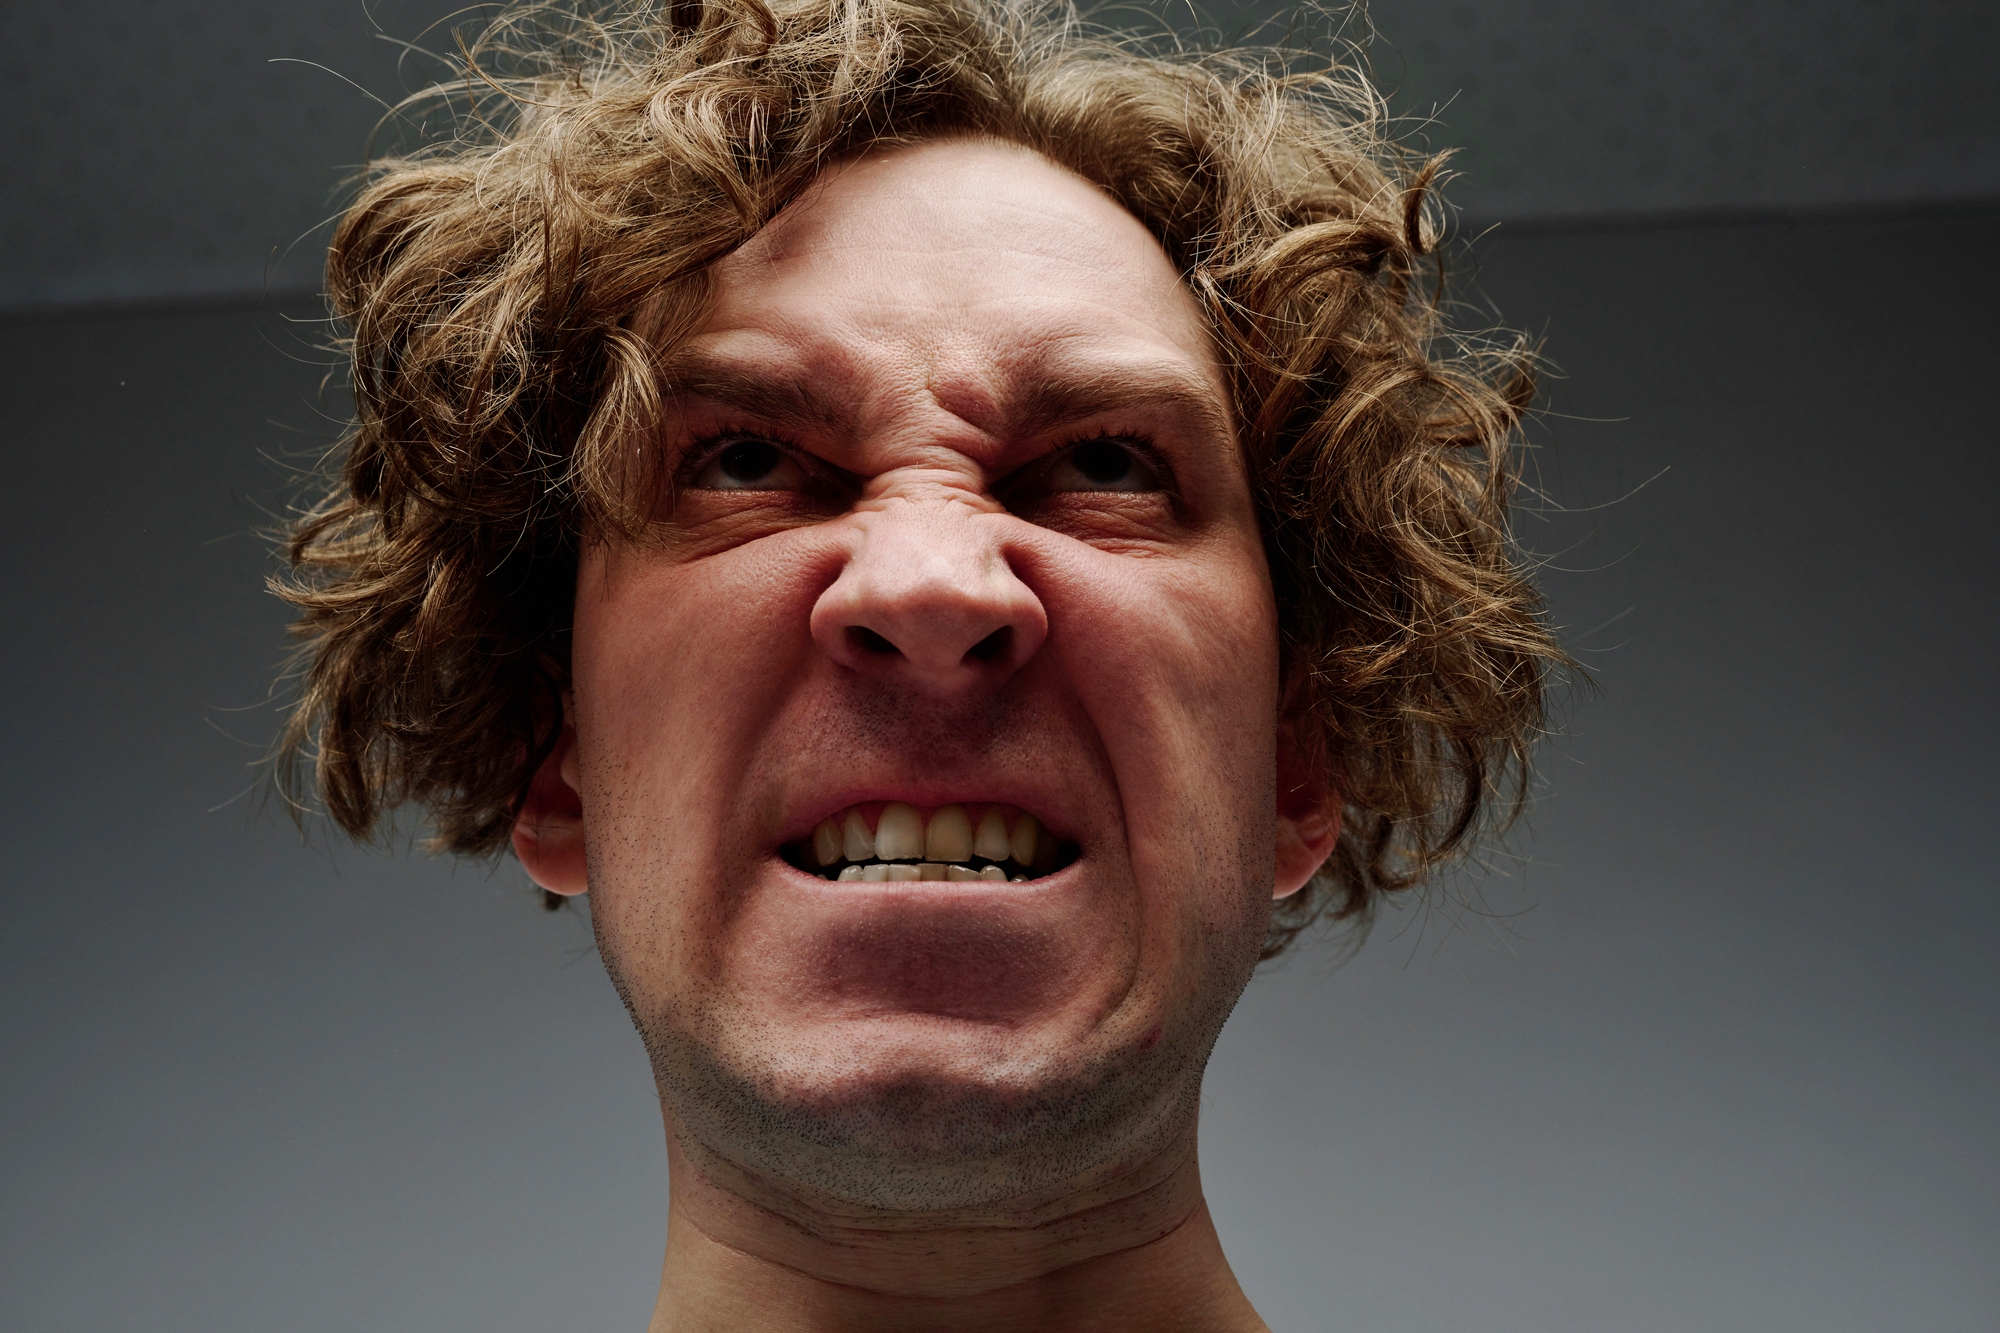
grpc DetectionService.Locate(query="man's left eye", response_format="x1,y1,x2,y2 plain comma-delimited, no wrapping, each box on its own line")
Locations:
1045,438,1161,493
691,440,809,491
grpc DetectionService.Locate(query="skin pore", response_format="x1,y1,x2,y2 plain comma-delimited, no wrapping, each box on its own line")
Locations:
512,138,1337,1331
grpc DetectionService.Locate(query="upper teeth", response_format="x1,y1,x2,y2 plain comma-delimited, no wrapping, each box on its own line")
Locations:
806,802,1058,882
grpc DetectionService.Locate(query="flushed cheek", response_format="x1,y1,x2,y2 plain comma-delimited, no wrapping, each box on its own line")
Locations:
572,540,829,961
577,534,830,770
1045,544,1279,968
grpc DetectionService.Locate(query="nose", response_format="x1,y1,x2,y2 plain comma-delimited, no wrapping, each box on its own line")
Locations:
810,494,1047,692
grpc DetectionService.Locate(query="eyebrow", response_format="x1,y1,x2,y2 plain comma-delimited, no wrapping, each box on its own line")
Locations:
1004,361,1234,445
655,346,1234,447
656,349,851,437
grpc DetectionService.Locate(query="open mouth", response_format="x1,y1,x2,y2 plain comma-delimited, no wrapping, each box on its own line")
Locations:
782,802,1078,882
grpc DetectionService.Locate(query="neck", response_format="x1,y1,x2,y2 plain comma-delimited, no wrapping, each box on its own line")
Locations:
647,1121,1268,1333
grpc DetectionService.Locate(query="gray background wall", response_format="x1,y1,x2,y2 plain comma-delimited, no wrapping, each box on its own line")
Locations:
7,0,1999,311
2,2,1997,1330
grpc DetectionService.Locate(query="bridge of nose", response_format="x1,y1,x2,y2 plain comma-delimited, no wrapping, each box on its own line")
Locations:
812,476,1046,683
850,433,1003,497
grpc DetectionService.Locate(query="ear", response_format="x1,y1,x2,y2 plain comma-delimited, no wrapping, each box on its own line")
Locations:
511,726,588,897
1274,717,1340,900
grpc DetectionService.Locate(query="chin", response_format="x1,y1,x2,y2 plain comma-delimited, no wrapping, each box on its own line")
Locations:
629,977,1221,1212
590,803,1269,1210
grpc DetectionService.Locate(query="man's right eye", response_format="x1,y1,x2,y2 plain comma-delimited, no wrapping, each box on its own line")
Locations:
691,439,809,491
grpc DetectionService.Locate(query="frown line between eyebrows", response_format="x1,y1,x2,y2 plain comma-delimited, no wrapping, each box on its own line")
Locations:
656,345,1234,469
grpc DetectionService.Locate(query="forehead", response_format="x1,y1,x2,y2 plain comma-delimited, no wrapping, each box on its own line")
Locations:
695,138,1220,434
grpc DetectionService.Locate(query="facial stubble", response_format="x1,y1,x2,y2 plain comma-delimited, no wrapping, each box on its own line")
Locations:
584,676,1275,1213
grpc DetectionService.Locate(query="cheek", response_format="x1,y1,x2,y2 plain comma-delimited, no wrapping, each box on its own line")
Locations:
570,539,832,958
1037,534,1279,941
576,542,815,769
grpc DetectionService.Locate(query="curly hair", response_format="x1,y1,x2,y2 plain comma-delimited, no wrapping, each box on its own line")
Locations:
276,0,1565,955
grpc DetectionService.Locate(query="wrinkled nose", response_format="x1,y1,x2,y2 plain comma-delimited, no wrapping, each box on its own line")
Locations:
810,497,1047,691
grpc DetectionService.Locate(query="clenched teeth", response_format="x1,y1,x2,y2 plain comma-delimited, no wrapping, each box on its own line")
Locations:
792,802,1067,883
836,862,1010,882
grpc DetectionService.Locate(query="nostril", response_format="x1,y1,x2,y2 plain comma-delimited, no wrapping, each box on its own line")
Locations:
967,627,1012,663
849,626,900,656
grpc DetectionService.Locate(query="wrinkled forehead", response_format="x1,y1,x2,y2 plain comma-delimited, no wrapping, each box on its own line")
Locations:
689,137,1227,432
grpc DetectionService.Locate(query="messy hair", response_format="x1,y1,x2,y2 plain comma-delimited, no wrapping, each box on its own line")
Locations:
277,0,1565,955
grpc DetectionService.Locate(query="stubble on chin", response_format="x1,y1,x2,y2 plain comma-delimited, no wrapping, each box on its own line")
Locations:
634,996,1224,1213
580,695,1278,1216
595,911,1253,1215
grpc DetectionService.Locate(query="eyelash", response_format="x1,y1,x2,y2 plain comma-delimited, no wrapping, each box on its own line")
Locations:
1045,431,1173,488
1004,432,1178,517
677,426,816,484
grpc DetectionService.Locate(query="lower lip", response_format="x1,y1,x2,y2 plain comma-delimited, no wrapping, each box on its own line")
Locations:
763,857,1098,1018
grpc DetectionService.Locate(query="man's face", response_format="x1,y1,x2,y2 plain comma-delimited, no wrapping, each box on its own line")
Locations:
568,138,1293,1209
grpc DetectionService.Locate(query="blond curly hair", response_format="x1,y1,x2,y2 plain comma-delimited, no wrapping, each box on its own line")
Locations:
277,0,1564,955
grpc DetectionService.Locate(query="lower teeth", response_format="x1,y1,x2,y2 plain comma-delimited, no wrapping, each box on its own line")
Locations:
832,862,1027,883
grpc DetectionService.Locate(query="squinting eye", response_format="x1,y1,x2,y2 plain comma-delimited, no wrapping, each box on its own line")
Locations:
1046,438,1160,493
692,440,808,491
